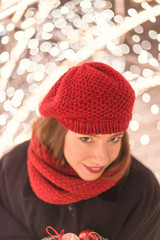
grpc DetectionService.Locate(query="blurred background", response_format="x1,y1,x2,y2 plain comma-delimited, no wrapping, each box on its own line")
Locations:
0,0,160,182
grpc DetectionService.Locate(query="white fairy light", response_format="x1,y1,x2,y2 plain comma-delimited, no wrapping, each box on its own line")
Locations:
114,15,123,24
21,17,36,29
42,22,55,32
0,114,7,126
60,6,69,15
149,16,156,23
128,8,137,17
1,64,14,78
63,49,77,62
133,44,143,54
142,68,154,78
80,0,92,9
132,35,140,43
28,39,39,49
140,134,150,145
123,71,134,81
94,0,106,9
142,92,151,103
0,90,6,103
3,100,12,112
59,41,69,50
134,25,143,34
119,44,130,54
40,42,52,52
14,89,25,100
11,96,22,108
149,58,159,67
151,104,159,115
26,61,37,72
25,27,35,38
17,67,25,75
6,23,15,31
141,2,152,10
34,71,45,81
0,51,9,63
142,40,151,50
138,51,148,64
129,120,139,131
6,87,15,98
50,47,60,57
1,36,9,44
41,32,53,40
55,18,66,28
19,58,30,70
148,30,157,40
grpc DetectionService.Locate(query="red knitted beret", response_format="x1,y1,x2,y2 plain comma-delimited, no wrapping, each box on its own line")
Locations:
39,62,135,134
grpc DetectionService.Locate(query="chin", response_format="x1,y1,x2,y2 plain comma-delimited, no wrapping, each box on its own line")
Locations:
79,174,100,181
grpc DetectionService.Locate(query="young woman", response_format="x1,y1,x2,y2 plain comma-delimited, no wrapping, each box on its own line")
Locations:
0,62,160,240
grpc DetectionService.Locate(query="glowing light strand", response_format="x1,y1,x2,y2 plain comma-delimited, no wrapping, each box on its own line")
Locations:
0,4,160,157
0,0,60,91
0,0,38,20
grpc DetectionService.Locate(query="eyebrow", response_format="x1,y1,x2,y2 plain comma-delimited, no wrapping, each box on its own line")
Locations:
84,133,124,138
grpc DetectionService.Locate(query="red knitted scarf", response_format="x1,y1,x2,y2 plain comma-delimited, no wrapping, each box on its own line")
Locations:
27,134,123,204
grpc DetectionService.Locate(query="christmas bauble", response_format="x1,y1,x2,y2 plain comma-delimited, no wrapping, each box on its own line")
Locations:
62,233,80,240
78,230,99,240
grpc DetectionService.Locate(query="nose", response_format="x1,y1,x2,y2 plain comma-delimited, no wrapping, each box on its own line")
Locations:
91,143,109,166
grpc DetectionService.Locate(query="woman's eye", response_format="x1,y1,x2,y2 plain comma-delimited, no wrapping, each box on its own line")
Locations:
80,137,92,143
109,137,121,143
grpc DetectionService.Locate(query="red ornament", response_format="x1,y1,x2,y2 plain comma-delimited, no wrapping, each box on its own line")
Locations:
78,230,99,240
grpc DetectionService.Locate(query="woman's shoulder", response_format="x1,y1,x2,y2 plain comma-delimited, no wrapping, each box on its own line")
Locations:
103,156,160,202
118,156,160,207
0,140,30,169
129,156,160,190
0,141,30,199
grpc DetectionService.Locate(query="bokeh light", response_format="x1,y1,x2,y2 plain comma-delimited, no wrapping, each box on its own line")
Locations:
0,0,160,181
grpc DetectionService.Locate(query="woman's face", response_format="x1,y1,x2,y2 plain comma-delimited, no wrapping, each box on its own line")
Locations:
64,130,124,181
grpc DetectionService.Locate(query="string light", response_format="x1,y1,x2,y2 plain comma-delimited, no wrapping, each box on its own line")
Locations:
0,1,160,184
0,0,38,20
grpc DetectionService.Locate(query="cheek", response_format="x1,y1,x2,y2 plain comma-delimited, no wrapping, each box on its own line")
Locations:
64,138,88,164
64,137,81,163
108,143,121,160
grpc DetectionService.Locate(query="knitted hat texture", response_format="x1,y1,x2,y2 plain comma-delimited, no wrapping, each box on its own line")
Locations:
39,62,135,134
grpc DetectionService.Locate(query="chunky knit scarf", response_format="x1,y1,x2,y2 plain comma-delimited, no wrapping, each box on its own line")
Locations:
27,134,123,205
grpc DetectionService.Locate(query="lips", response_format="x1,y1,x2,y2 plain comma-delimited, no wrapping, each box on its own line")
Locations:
82,163,104,174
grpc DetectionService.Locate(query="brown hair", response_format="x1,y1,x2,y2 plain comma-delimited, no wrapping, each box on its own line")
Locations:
103,131,131,180
32,117,131,179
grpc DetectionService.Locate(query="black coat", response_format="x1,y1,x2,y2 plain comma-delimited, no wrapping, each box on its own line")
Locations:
0,141,160,240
